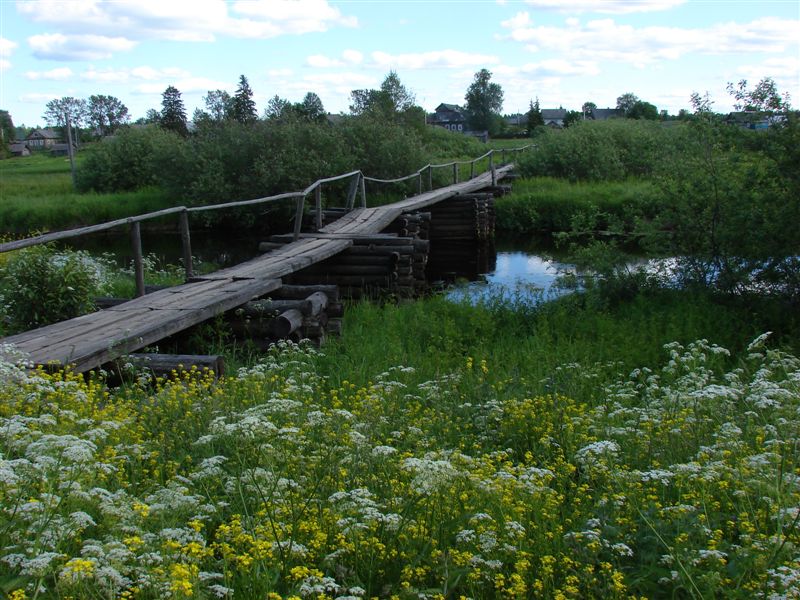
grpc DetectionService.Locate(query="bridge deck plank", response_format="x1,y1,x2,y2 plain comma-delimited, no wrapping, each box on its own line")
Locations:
1,165,513,372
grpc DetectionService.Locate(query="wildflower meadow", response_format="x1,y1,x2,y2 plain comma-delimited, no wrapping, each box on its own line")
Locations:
0,331,798,599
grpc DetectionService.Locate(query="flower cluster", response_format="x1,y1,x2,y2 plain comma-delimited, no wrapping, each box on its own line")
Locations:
0,336,797,598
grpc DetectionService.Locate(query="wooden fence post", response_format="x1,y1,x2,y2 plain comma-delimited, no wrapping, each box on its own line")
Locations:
130,221,146,297
417,172,423,195
314,185,323,230
359,174,367,208
427,165,433,191
179,209,194,281
489,152,497,186
470,160,475,180
453,163,458,184
293,195,305,241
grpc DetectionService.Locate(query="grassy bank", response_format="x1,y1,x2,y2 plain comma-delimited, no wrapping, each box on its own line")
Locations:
0,154,174,234
495,177,662,234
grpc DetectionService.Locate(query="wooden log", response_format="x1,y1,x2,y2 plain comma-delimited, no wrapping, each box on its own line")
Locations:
300,265,393,277
305,291,329,317
124,353,225,378
240,298,311,317
327,253,398,266
274,284,339,302
273,308,304,338
327,301,344,318
289,274,396,286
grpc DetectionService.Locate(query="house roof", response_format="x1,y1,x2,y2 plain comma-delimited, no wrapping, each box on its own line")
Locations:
9,142,29,152
26,128,60,139
541,109,567,120
436,103,462,112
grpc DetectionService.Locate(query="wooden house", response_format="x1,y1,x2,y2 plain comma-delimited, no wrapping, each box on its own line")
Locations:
25,128,61,149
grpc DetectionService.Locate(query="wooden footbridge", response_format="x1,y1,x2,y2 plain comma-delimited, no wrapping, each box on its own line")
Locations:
0,148,525,374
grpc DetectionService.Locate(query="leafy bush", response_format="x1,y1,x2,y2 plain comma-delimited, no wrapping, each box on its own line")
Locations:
75,126,186,193
0,245,110,333
516,119,673,182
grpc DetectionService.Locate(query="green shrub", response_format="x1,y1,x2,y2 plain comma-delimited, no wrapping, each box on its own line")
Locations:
0,245,109,334
75,126,186,193
517,120,674,182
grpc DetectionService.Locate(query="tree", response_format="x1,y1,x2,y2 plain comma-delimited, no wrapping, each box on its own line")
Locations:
627,100,659,120
0,110,14,148
298,92,326,122
349,72,417,119
562,110,583,128
264,95,293,120
380,70,415,113
526,98,544,134
582,101,597,119
615,93,639,116
87,94,129,136
43,97,88,129
160,86,188,137
204,90,233,121
727,77,791,115
464,69,504,134
230,75,257,124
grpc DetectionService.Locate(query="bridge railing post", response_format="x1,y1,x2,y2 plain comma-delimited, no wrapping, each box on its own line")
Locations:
502,148,507,164
427,165,433,191
359,173,367,208
293,194,305,241
179,209,194,281
130,221,146,297
453,163,458,185
470,160,475,180
314,185,323,230
417,171,423,195
345,173,359,210
489,151,497,186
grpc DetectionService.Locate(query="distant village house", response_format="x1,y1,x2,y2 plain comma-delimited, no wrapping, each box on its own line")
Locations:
25,128,61,149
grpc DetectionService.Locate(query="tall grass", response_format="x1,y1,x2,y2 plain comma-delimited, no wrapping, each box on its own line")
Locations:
495,176,662,234
0,154,174,233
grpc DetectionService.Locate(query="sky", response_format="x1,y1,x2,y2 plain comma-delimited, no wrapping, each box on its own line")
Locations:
1,0,798,127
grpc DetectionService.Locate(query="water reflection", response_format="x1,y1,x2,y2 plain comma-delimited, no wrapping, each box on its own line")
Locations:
447,249,576,304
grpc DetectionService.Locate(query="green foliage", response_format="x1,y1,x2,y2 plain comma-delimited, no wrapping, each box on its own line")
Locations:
516,119,670,182
160,85,188,137
87,94,129,137
0,245,106,333
495,177,662,233
230,75,257,124
75,126,186,193
464,68,504,134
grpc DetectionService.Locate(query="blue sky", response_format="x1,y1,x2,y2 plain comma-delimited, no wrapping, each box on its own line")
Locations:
1,0,798,127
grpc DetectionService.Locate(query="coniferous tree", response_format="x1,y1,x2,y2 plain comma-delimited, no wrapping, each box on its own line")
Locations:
299,92,326,122
160,85,188,136
526,97,544,134
0,110,14,148
231,75,257,124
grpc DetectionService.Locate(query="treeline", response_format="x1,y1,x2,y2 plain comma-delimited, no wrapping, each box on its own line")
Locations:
76,72,485,205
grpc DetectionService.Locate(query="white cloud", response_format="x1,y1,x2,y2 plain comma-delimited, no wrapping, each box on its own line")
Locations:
306,49,364,68
25,67,74,80
28,33,137,60
524,0,686,14
17,0,358,56
133,76,231,95
500,14,800,68
268,68,294,78
1,37,18,71
495,59,600,77
79,65,191,83
18,92,62,103
370,50,500,70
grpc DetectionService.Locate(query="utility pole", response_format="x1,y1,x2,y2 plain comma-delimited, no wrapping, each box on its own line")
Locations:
65,115,77,188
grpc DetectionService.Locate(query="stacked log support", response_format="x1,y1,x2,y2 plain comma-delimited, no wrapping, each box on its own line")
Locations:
227,284,341,348
426,190,501,281
263,217,431,299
